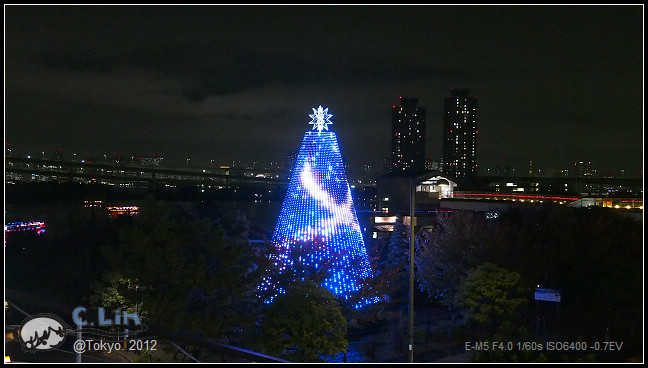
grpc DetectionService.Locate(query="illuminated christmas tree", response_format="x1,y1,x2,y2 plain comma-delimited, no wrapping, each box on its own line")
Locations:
260,106,376,308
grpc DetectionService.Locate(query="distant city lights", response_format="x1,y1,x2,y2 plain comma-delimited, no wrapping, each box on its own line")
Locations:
5,221,46,234
5,221,46,247
106,206,139,216
454,193,580,201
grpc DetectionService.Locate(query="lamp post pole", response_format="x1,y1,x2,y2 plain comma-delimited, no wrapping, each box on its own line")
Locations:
408,177,415,363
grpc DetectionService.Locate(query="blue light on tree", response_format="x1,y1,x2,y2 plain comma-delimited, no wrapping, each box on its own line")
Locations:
260,106,377,308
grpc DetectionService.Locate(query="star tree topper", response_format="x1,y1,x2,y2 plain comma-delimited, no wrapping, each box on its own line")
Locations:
309,105,333,131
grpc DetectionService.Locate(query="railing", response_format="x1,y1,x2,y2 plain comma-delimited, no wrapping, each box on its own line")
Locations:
5,288,288,363
5,157,288,187
451,192,579,203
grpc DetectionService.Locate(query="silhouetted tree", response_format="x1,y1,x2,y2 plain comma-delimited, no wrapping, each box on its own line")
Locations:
382,217,410,305
258,279,347,362
415,210,492,311
385,216,408,270
99,199,264,341
414,204,643,360
456,262,529,337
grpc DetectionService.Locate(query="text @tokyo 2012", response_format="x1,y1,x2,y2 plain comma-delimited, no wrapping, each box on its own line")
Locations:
73,339,157,354
465,341,624,352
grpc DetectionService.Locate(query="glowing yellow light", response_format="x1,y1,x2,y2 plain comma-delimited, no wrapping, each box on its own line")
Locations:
375,216,398,224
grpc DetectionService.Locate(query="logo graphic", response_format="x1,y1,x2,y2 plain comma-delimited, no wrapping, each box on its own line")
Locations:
72,306,142,326
16,307,146,354
18,314,70,352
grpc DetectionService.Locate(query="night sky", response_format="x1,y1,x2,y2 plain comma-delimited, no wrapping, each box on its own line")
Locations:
5,5,644,177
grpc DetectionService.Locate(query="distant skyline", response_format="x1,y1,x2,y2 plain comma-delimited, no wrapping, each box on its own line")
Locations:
5,5,644,177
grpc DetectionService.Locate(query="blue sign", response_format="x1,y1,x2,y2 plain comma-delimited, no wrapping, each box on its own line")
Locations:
535,288,561,302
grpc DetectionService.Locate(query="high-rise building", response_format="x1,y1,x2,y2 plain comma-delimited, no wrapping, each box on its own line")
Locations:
425,157,440,171
382,157,391,174
285,150,297,172
362,161,372,175
528,160,534,177
391,97,426,173
52,148,64,161
574,161,595,177
442,88,478,178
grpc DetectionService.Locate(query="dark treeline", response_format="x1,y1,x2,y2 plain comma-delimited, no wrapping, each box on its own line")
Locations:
411,204,643,362
5,193,643,362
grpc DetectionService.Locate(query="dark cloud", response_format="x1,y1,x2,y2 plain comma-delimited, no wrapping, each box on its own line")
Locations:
4,5,643,176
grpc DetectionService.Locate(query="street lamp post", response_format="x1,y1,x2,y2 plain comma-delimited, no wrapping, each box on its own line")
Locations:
408,178,415,363
408,173,430,363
